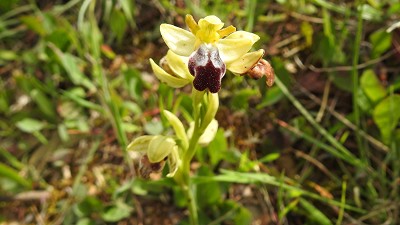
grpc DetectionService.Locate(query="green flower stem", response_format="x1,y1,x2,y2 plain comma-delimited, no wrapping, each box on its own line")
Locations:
182,100,203,225
184,119,203,165
352,0,365,163
187,181,199,225
174,89,214,225
174,163,199,225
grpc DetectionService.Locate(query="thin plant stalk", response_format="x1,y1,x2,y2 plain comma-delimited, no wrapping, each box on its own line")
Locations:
245,0,257,32
173,90,208,225
182,129,202,225
175,90,218,225
352,0,366,163
336,180,347,225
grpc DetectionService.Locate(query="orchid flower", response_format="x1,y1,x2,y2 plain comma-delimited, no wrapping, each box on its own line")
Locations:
127,135,181,177
129,15,272,223
151,14,265,93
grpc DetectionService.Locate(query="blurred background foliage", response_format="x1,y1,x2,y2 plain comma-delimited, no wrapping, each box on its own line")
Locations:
0,0,400,224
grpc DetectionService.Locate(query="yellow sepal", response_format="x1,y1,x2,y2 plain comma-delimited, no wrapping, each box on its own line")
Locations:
149,58,191,88
160,24,196,56
165,50,193,81
216,38,253,64
227,49,265,74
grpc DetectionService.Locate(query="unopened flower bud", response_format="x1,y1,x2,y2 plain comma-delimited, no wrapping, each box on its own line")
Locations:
246,59,275,87
163,110,189,149
188,119,219,146
127,134,181,179
148,135,177,163
201,92,219,130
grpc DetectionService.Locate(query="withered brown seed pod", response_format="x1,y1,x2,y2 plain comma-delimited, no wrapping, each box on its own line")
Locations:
245,59,275,87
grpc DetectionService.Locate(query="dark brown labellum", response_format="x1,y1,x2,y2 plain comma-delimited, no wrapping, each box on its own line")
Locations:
188,44,226,93
138,155,166,179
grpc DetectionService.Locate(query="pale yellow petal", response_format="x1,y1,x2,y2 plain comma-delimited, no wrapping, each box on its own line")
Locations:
227,49,265,74
185,14,199,34
216,38,253,64
165,50,193,81
217,25,236,38
225,31,260,44
160,24,196,56
150,59,190,88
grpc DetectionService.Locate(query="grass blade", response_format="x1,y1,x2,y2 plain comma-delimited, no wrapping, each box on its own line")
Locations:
193,170,364,213
274,76,363,167
0,163,32,188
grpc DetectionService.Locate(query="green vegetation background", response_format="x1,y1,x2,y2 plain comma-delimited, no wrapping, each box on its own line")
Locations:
0,0,399,224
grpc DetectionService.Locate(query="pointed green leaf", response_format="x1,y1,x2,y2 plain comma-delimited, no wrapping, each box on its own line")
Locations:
360,69,387,103
101,200,132,222
300,199,333,225
16,118,46,133
370,28,392,58
373,95,400,144
0,162,32,188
